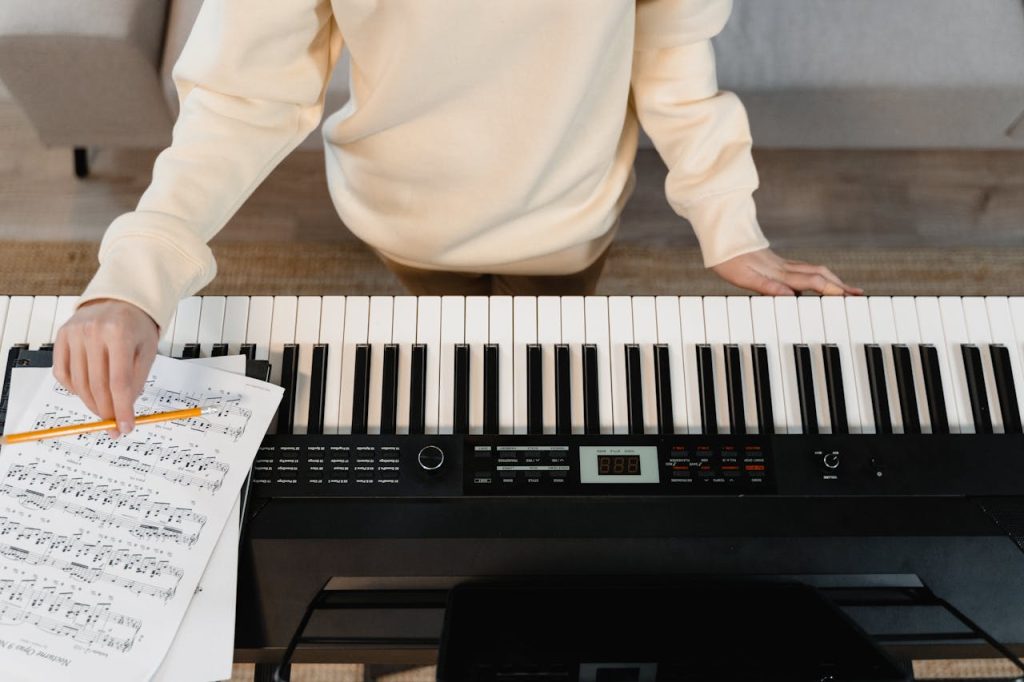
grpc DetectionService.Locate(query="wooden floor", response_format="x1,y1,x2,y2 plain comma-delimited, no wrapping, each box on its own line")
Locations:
1,100,1022,252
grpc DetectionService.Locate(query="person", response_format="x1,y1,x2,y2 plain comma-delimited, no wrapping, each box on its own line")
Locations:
53,0,861,437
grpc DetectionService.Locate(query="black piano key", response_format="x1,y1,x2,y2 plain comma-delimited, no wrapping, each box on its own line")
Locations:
990,345,1022,434
654,344,674,435
351,343,371,435
919,345,949,434
583,344,600,435
961,344,992,434
483,344,499,434
793,344,818,435
180,343,200,359
865,344,892,434
39,343,54,352
277,344,299,434
380,344,399,435
409,344,427,435
307,344,328,435
211,343,229,357
696,344,717,435
555,344,572,435
624,344,644,435
453,344,470,435
239,343,256,361
752,345,774,435
527,344,543,435
725,344,745,435
822,344,849,435
892,344,921,434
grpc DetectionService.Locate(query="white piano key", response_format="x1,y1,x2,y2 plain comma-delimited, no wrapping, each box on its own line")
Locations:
750,297,788,433
417,297,442,434
843,298,877,433
537,297,561,434
245,297,274,361
584,296,613,434
319,296,346,434
268,296,297,390
465,296,489,434
655,296,687,434
366,296,394,435
1,296,33,367
679,297,707,434
1012,298,1024,351
561,297,587,434
196,296,226,357
821,298,864,433
292,296,322,434
392,296,418,435
632,297,659,434
513,297,537,435
608,296,634,434
774,298,804,434
963,297,1003,433
892,297,932,433
25,296,57,349
727,297,759,434
338,296,369,434
916,297,961,434
438,296,465,435
987,296,1024,431
170,297,202,358
222,296,250,355
938,296,975,433
868,297,904,434
703,297,731,434
797,297,832,434
490,297,515,434
51,296,79,341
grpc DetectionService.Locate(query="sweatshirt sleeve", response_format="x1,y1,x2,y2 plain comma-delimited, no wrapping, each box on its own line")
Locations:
78,0,344,331
631,0,769,268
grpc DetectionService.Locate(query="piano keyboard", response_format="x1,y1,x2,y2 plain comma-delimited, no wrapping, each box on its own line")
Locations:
5,295,1021,438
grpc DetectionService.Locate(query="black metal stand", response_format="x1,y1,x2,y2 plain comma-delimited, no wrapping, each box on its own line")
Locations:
73,146,89,178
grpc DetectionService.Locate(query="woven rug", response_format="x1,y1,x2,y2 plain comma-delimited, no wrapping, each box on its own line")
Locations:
1,240,1022,296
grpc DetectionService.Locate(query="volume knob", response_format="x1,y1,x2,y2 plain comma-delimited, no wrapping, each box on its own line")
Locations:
417,445,445,472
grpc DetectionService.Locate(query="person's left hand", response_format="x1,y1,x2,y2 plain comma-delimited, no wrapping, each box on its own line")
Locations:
712,247,864,296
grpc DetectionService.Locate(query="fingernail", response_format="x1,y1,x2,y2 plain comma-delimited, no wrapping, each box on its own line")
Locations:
119,421,133,435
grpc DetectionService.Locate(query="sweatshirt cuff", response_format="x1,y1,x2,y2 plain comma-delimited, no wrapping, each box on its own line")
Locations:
78,213,217,333
681,189,770,268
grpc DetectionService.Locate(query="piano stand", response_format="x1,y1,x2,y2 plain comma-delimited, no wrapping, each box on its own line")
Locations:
267,576,1024,682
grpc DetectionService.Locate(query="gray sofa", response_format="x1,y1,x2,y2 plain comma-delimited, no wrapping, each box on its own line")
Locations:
1,0,1023,172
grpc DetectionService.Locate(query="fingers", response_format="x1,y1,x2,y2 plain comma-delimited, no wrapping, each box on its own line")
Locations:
69,338,99,418
732,269,797,296
107,340,137,436
783,262,864,295
85,341,114,421
52,328,71,392
780,271,850,296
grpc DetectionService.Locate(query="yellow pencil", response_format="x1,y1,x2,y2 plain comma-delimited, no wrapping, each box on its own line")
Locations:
0,407,204,446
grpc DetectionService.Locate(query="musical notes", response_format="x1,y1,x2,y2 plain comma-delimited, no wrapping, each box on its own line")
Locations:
0,355,282,681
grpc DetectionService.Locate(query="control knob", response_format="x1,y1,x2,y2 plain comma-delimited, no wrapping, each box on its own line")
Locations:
417,445,445,472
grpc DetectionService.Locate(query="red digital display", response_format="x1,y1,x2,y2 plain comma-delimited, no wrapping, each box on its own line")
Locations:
597,455,641,476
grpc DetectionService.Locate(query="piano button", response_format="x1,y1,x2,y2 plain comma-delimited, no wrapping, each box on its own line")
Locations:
239,343,256,361
794,344,818,435
380,343,399,435
892,344,921,434
211,343,229,357
409,344,427,435
752,344,774,435
527,343,543,435
351,343,372,435
583,343,601,435
865,344,893,434
919,344,950,434
555,343,572,435
823,344,849,435
654,344,675,435
277,344,299,434
624,344,644,435
483,343,500,434
961,344,993,434
696,344,717,435
991,345,1022,434
308,344,328,435
725,344,745,435
453,343,470,435
180,343,200,359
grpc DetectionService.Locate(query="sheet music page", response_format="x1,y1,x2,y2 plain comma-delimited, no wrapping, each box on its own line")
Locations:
0,355,282,682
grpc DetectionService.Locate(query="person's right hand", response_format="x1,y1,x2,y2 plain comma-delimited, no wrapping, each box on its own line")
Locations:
53,299,159,438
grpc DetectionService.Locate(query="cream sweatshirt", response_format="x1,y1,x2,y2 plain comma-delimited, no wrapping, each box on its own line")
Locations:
79,0,769,331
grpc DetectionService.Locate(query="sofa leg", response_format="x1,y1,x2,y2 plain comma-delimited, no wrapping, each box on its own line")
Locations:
73,147,89,178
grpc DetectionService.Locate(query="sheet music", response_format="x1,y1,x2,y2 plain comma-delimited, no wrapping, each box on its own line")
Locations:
0,355,282,682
